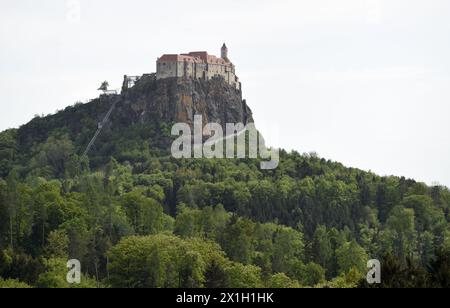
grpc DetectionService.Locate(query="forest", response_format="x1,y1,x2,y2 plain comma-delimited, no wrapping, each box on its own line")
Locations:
0,108,449,288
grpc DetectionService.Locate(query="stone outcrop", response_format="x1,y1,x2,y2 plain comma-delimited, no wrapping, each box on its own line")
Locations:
120,74,253,127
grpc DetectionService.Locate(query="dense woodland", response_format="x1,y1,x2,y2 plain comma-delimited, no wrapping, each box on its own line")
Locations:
0,103,449,288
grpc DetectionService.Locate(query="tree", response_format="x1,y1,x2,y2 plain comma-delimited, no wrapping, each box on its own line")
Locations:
1,172,34,252
0,248,44,285
272,226,304,274
402,195,445,233
0,179,8,249
0,129,17,178
359,254,430,288
174,205,201,238
199,205,230,240
428,249,450,288
219,216,255,265
322,228,347,277
30,181,65,253
36,258,98,288
204,259,229,288
312,225,333,274
418,231,435,267
108,235,220,288
336,240,368,275
31,135,75,178
267,273,300,288
44,230,69,259
98,81,109,92
325,267,363,288
36,258,70,288
226,263,263,288
122,190,165,235
375,178,401,223
358,222,380,257
295,262,326,287
0,278,32,288
253,223,277,278
5,170,19,250
386,205,417,262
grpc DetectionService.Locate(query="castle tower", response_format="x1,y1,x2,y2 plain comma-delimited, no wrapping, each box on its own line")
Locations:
221,43,228,60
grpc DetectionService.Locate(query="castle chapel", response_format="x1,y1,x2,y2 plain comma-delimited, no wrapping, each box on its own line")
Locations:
156,44,241,90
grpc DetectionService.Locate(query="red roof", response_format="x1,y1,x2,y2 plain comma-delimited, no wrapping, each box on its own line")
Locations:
158,54,203,63
158,51,232,66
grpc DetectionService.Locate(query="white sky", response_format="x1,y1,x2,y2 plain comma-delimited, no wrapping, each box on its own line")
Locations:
1,0,450,186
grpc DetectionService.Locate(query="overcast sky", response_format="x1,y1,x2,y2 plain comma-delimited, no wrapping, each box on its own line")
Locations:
1,0,450,186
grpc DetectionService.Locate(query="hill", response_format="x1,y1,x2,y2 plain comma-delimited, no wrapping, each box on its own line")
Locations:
0,76,449,288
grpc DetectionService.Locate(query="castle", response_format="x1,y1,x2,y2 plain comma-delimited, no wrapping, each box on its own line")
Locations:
156,44,241,91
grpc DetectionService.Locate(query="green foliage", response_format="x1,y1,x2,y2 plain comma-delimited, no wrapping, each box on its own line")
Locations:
36,258,98,288
321,267,363,288
226,263,263,288
0,129,17,178
0,106,449,288
385,205,417,262
358,254,430,288
272,226,304,274
267,273,301,288
108,235,225,288
296,262,326,286
311,225,333,275
174,204,230,241
336,241,368,275
30,135,76,178
36,258,71,288
0,278,32,288
0,249,44,285
122,189,167,235
219,216,256,265
204,259,229,288
44,230,69,259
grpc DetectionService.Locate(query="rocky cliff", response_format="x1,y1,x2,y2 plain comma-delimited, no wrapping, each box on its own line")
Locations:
120,74,254,127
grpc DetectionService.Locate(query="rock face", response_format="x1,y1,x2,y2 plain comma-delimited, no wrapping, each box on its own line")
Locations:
120,74,254,127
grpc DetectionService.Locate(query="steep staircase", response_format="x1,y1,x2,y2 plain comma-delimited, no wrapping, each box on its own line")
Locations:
82,95,120,157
